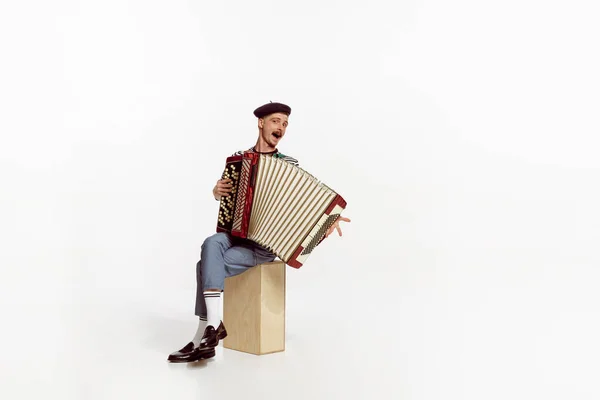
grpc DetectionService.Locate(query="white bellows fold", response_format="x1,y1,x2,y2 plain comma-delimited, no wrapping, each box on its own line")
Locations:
248,155,337,261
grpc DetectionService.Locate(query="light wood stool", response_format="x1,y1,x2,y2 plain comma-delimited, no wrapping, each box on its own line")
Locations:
223,260,286,355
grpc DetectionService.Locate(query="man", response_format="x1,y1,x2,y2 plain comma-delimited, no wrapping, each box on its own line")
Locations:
167,101,350,363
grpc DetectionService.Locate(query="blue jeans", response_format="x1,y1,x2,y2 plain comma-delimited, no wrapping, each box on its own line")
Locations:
195,232,277,318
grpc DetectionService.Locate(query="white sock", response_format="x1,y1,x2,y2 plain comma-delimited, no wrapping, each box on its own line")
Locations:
204,291,222,329
192,316,207,347
219,290,224,322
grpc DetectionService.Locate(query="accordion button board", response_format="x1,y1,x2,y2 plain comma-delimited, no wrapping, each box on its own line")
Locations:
217,163,241,229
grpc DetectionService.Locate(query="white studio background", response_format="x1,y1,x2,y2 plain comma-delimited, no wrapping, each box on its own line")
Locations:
1,0,599,399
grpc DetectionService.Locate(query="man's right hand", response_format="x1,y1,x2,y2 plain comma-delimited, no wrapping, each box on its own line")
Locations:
213,178,233,200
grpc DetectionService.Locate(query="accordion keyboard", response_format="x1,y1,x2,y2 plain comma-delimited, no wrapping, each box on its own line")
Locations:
217,162,241,231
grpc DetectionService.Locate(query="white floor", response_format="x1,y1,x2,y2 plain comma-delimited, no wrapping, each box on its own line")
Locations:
4,286,378,400
3,254,600,400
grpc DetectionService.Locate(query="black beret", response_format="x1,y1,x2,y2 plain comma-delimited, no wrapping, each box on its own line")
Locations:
253,102,292,118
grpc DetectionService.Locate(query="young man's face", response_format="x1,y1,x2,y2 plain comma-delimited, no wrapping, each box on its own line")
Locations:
259,112,289,148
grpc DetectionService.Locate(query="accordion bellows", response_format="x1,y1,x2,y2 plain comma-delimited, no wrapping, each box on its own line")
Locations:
216,152,347,268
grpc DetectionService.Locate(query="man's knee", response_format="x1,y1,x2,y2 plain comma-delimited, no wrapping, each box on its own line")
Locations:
201,232,230,250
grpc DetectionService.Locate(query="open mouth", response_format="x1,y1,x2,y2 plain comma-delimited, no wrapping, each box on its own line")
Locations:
272,132,281,139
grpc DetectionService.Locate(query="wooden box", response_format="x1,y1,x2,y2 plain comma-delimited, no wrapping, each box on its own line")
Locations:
223,261,286,355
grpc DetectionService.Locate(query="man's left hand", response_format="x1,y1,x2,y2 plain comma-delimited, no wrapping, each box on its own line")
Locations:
325,216,351,239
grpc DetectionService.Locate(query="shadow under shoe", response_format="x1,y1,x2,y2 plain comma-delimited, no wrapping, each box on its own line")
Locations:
167,342,216,363
199,321,228,350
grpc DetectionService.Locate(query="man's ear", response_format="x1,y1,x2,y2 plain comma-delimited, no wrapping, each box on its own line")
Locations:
258,118,264,129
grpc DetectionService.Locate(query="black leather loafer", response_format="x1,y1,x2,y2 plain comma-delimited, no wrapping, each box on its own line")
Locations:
167,342,216,363
199,321,228,350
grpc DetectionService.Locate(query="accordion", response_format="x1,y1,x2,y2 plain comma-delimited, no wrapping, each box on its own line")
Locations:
216,152,346,268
